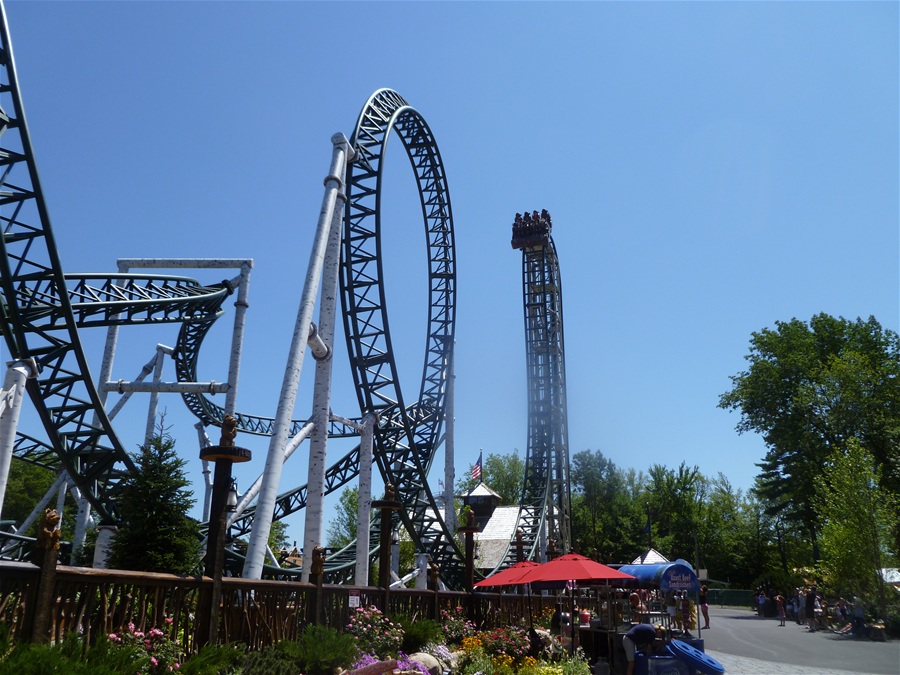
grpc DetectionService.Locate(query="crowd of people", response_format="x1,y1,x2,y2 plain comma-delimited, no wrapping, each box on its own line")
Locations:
753,585,871,637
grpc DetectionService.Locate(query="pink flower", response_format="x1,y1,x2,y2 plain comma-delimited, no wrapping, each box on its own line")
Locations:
128,622,135,633
150,657,158,667
165,617,174,625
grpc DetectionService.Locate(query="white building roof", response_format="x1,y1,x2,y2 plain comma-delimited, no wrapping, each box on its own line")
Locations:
474,505,520,570
631,548,669,565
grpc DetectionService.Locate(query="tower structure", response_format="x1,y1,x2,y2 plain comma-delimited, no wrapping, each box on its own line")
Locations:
505,210,572,564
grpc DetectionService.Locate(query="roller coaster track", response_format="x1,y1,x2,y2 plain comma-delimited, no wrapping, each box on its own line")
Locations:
0,3,245,522
334,89,462,585
0,0,473,588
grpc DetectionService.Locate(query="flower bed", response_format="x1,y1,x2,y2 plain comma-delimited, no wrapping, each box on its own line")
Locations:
0,604,592,675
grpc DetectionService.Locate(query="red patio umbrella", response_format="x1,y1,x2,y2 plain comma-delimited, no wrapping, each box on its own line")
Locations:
473,560,541,587
517,554,636,652
516,553,636,584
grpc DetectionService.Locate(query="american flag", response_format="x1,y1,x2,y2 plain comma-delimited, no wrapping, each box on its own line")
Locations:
472,451,483,482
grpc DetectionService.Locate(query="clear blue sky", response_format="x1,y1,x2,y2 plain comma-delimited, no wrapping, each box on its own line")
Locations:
4,2,897,540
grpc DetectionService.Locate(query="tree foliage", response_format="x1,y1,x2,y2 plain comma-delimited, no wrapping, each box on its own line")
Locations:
1,461,56,529
455,450,525,504
107,430,201,573
719,314,900,557
326,486,359,550
815,439,897,616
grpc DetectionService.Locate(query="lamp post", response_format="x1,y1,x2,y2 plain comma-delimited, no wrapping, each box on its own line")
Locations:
199,416,251,645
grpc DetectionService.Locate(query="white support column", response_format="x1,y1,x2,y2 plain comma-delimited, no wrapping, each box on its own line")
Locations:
0,358,38,520
228,421,315,528
144,345,167,444
224,264,252,419
444,343,457,533
354,413,377,585
196,422,214,522
54,477,67,528
243,133,352,580
415,553,429,590
93,525,117,569
301,151,348,583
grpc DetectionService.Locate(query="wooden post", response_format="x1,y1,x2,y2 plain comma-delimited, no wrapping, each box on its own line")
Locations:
308,545,326,625
31,508,61,644
372,484,401,600
458,509,478,593
428,561,440,621
197,417,252,645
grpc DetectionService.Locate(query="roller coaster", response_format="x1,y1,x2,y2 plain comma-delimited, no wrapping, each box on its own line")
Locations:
0,3,570,589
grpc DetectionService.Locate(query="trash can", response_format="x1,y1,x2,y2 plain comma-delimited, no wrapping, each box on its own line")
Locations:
634,654,689,675
665,640,725,675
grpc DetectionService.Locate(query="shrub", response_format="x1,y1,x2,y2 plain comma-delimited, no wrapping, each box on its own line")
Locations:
242,643,298,675
440,606,477,646
178,642,246,674
346,606,404,658
397,616,442,654
107,619,183,673
294,624,358,674
480,625,531,661
0,632,141,675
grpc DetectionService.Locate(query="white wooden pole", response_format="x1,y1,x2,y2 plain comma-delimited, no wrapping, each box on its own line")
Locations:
444,343,457,533
301,149,349,583
242,133,351,579
354,413,377,585
0,359,37,519
144,345,166,444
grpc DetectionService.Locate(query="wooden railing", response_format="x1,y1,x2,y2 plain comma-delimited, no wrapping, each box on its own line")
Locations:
0,561,566,649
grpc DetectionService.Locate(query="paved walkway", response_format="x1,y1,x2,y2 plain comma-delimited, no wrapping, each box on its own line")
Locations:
693,606,898,675
706,649,887,675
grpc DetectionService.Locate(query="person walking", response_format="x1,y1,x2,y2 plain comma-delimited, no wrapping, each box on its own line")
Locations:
851,597,866,636
776,594,786,626
806,585,818,632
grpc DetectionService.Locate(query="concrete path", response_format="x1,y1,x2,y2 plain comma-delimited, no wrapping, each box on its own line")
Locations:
694,606,898,675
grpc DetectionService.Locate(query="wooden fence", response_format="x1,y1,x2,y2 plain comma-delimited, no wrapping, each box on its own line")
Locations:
0,561,564,650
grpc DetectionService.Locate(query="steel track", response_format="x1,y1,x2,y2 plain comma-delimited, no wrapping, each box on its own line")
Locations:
337,89,463,586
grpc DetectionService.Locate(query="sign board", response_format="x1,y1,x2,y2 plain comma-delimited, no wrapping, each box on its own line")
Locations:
698,568,708,581
348,591,360,608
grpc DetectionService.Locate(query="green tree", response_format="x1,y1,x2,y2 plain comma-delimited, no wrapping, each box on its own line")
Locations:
645,462,701,562
1,461,57,534
816,439,897,617
326,486,359,550
570,449,627,560
268,520,290,553
455,450,525,504
719,314,900,559
107,431,201,573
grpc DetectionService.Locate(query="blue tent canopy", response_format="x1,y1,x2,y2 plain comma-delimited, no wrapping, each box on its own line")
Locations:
616,559,699,591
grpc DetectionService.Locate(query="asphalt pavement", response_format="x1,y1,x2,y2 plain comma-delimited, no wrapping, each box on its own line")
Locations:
694,605,899,675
